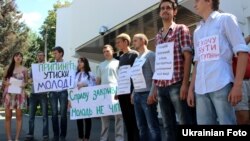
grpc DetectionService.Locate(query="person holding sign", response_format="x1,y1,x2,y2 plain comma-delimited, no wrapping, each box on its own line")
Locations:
96,45,124,141
115,33,139,141
131,33,162,141
2,52,28,141
152,0,194,141
25,51,49,141
50,46,69,141
73,57,96,141
187,0,250,125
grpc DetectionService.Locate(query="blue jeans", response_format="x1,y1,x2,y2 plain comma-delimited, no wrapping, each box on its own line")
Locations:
134,92,162,141
49,90,68,138
28,93,48,137
158,82,192,141
195,83,236,124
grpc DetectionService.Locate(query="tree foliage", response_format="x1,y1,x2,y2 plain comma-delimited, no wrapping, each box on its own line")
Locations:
23,32,41,68
0,0,71,77
0,0,29,66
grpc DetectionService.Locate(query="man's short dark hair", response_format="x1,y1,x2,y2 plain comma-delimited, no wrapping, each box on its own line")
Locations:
37,51,44,56
158,0,178,12
211,0,220,11
52,46,64,57
103,44,114,52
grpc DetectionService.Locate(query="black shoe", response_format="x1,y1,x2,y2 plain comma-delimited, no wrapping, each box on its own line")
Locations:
43,136,49,141
24,135,34,141
60,137,66,141
52,137,59,141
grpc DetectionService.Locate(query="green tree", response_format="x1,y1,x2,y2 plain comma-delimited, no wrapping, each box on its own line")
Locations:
39,0,71,61
23,32,41,68
0,0,29,67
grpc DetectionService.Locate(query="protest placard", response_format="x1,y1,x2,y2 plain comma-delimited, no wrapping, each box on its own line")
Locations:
197,35,220,62
153,42,174,80
32,61,76,93
69,84,121,120
117,65,131,95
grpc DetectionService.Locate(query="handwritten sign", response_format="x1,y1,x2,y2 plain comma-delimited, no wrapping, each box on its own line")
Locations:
198,35,220,62
69,84,121,120
8,77,22,94
131,57,146,90
117,65,131,95
32,62,76,93
153,42,174,80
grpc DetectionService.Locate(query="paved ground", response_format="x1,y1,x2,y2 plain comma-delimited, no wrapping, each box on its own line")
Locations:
0,110,166,141
0,111,118,141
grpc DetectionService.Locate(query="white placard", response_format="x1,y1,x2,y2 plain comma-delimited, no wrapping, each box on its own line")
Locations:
69,84,121,120
198,35,220,62
8,77,22,94
131,56,147,90
117,65,131,95
32,62,76,93
153,42,174,80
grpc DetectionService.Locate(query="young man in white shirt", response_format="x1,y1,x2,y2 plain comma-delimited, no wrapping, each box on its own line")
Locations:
96,45,124,141
187,0,250,124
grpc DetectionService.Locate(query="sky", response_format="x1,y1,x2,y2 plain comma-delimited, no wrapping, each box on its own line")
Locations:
16,0,72,33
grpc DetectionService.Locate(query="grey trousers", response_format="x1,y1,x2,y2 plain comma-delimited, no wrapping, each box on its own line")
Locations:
100,114,124,141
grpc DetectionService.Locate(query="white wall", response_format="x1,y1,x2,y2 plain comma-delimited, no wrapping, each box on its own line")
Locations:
220,0,250,36
56,0,161,73
56,7,77,63
69,0,159,48
56,0,160,62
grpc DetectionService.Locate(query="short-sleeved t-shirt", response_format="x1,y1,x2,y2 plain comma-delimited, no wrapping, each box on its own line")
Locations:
96,58,119,85
118,50,138,67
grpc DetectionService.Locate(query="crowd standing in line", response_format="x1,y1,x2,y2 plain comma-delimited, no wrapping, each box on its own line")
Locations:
1,0,250,141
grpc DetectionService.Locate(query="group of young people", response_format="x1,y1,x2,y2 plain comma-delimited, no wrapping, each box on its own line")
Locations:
1,0,250,141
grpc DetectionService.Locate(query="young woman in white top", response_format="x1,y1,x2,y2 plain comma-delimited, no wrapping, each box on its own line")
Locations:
74,57,96,141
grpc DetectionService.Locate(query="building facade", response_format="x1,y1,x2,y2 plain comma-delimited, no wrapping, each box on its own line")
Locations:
56,0,250,71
